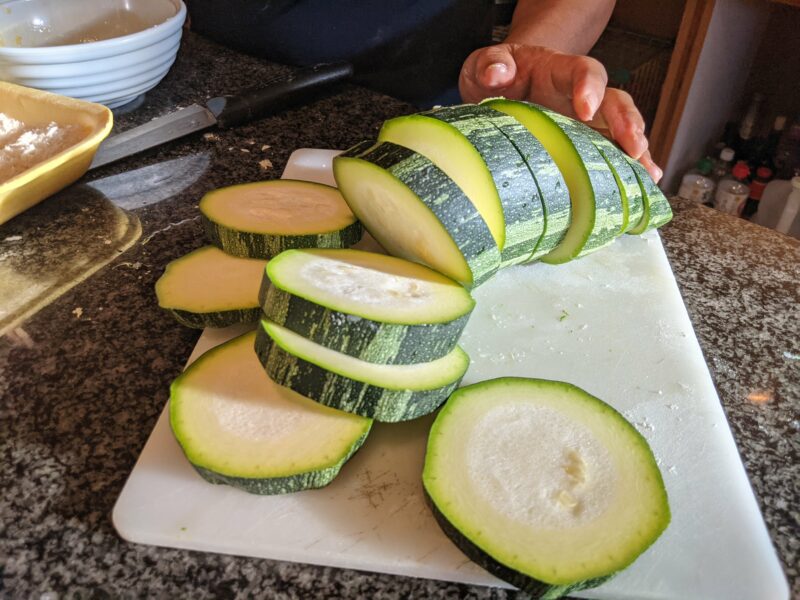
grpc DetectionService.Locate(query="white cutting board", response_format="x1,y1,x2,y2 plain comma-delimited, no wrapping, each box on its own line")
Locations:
113,150,788,600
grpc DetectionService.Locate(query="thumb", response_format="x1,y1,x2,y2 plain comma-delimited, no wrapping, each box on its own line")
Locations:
460,45,517,103
475,45,517,90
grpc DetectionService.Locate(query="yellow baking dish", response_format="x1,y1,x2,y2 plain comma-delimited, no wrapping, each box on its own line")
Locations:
0,81,113,225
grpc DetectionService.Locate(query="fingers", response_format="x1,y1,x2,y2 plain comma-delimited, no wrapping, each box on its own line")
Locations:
563,55,608,121
458,45,661,181
638,149,663,183
459,45,517,103
593,89,648,159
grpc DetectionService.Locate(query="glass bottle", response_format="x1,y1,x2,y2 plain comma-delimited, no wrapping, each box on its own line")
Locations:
742,166,773,219
715,161,751,216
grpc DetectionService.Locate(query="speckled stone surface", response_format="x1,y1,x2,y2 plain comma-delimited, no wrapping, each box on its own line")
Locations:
1,32,797,599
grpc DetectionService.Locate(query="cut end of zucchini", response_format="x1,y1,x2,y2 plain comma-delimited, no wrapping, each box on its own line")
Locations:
624,156,673,234
256,317,469,421
200,179,362,258
170,331,371,494
267,248,474,325
379,113,506,250
484,100,622,264
424,377,670,595
155,246,267,328
333,142,500,288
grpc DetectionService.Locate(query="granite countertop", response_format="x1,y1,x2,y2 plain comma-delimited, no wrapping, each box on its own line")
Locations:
1,32,797,599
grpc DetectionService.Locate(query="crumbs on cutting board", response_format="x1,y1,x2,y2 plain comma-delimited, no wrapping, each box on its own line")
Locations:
0,112,87,184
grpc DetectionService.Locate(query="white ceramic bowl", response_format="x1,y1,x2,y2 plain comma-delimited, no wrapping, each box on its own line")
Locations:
0,0,186,108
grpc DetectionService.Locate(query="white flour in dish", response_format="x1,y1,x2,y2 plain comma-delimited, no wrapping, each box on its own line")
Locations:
0,112,86,184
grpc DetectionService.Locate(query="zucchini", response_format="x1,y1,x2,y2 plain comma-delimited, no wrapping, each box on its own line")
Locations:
170,331,371,495
482,100,623,263
424,377,670,599
155,245,266,328
261,248,475,364
624,157,673,234
332,140,501,288
485,114,571,261
378,105,544,266
255,317,469,422
574,126,645,234
200,179,362,259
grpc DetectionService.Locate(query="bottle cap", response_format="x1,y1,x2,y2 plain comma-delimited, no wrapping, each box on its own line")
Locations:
696,157,713,175
720,147,735,162
756,166,772,179
732,161,750,180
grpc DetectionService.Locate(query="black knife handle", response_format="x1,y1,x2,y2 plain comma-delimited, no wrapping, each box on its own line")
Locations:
207,62,354,129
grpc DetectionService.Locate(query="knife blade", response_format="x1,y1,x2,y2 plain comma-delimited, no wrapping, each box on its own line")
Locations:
89,62,354,170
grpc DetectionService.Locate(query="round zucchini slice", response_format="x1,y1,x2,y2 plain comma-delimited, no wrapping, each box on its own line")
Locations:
333,140,500,289
624,156,673,234
379,104,546,267
424,377,670,598
255,317,470,422
170,331,372,495
200,179,362,258
262,248,475,364
155,245,266,328
483,100,623,264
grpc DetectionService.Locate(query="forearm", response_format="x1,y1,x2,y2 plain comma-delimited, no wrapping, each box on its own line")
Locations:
505,0,615,55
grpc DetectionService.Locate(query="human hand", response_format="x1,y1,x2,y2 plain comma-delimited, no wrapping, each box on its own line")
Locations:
459,43,662,182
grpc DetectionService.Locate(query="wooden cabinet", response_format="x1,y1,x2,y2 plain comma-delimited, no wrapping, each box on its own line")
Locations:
641,0,797,190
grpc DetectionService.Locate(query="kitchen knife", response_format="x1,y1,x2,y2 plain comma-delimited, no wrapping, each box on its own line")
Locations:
89,62,353,170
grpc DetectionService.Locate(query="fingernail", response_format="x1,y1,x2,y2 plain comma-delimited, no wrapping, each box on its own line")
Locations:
583,92,599,119
485,63,509,87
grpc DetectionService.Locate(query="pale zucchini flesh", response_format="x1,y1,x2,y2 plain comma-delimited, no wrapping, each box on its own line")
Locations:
378,111,507,250
333,141,500,288
255,317,469,421
155,245,266,328
262,248,475,364
170,331,371,494
200,179,362,258
424,377,670,597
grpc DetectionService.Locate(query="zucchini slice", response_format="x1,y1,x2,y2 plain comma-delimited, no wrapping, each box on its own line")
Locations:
332,140,501,288
378,104,544,266
155,245,266,328
576,126,645,234
624,156,673,234
255,317,469,422
261,248,475,364
170,331,371,495
485,112,571,261
483,100,623,264
423,377,670,599
200,179,362,259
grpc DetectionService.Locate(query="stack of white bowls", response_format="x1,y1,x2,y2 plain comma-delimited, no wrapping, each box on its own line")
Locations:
0,0,187,108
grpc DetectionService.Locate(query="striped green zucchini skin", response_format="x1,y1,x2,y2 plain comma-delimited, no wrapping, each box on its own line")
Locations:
254,323,462,422
420,105,544,267
481,102,571,261
624,156,673,234
424,490,615,600
203,216,363,260
537,107,624,262
335,141,501,289
262,283,472,364
191,430,369,495
575,127,645,234
165,307,260,329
